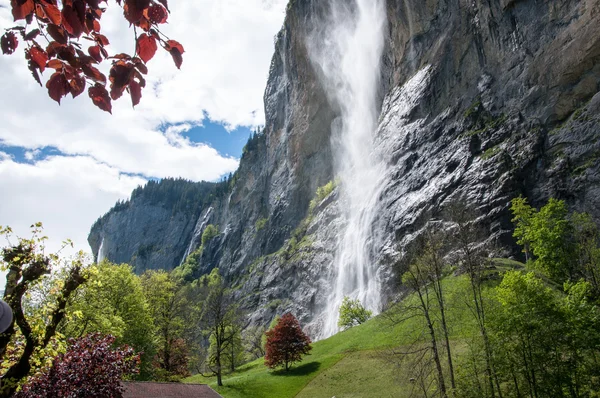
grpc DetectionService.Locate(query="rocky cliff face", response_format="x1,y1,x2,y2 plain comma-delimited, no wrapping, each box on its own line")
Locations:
90,0,600,337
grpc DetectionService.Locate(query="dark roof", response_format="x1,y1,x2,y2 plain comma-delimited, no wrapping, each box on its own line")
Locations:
122,382,222,398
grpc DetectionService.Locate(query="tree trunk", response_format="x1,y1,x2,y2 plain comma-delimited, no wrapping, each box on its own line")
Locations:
433,271,455,390
417,288,447,398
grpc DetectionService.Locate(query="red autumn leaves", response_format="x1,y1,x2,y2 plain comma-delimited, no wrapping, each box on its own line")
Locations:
264,313,312,371
1,0,184,113
1,32,18,55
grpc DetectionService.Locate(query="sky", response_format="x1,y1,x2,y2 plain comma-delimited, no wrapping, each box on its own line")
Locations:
0,0,288,261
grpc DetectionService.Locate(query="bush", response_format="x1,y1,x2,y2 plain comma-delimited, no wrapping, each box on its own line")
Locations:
255,217,268,232
15,334,140,398
308,180,338,213
338,296,372,330
201,224,219,246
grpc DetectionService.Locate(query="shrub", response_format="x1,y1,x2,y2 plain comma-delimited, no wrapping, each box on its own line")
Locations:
15,334,140,398
338,296,372,330
201,224,219,246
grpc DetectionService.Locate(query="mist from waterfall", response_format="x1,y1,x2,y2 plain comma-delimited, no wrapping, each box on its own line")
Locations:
308,0,388,339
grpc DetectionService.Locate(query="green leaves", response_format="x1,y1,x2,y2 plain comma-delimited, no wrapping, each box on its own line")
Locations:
338,296,372,330
510,197,576,281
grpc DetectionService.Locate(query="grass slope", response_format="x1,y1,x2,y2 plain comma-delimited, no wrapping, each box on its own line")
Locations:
185,260,521,397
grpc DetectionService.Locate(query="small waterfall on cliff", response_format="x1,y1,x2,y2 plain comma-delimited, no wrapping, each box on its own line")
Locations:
97,237,106,263
308,0,388,339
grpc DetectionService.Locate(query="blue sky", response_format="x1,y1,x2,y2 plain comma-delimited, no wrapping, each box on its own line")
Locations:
1,120,254,173
181,121,255,161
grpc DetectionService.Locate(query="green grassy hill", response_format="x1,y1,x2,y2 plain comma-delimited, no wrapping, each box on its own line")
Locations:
184,272,490,398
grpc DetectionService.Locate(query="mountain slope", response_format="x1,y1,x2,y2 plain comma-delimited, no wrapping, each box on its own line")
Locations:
89,0,600,336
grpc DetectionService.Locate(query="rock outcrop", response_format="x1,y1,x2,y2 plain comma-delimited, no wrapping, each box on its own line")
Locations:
90,0,600,337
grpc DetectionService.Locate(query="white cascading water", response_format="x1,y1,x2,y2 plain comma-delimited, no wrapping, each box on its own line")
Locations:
308,0,388,339
97,237,105,263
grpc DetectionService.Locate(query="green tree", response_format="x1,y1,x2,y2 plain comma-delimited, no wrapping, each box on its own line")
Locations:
244,325,267,360
0,224,88,398
511,197,575,281
337,296,372,330
571,212,600,296
62,261,155,379
489,271,600,397
200,268,241,386
211,324,244,373
141,270,197,380
401,253,448,398
447,201,497,398
510,196,536,262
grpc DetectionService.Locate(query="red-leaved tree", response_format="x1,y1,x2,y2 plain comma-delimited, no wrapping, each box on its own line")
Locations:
264,313,311,371
14,333,140,398
1,0,184,113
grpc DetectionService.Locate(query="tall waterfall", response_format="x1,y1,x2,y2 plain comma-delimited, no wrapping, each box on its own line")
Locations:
308,0,388,339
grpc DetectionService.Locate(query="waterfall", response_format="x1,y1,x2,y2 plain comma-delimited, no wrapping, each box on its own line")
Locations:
308,0,388,339
97,237,105,263
180,207,214,265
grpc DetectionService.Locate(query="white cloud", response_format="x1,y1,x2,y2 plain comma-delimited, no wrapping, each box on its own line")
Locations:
24,149,40,161
0,155,146,255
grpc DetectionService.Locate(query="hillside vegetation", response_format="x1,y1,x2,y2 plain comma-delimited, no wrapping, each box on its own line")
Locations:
185,198,600,398
184,274,480,398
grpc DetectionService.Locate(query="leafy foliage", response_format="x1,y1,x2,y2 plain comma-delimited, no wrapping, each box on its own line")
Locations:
337,296,372,330
0,224,88,398
14,333,140,398
141,270,198,381
511,197,600,289
62,261,155,379
308,179,338,213
211,324,244,373
243,325,267,360
200,268,242,386
489,271,600,397
153,338,190,381
255,217,268,232
201,224,219,246
1,0,184,111
264,313,311,371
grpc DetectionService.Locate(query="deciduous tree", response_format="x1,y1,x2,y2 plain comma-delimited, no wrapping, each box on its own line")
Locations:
337,296,372,330
141,269,195,381
264,313,311,371
0,224,88,398
62,261,155,379
446,201,498,398
199,268,241,386
243,325,267,360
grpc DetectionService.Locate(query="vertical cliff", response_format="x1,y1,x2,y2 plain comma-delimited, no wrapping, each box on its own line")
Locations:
90,0,600,337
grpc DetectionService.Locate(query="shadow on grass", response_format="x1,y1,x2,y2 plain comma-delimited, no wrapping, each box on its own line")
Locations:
271,361,321,376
